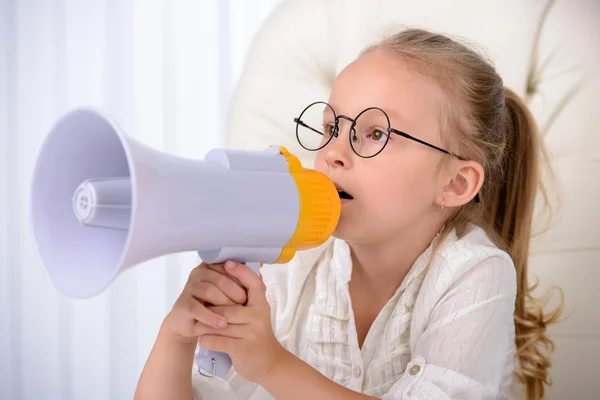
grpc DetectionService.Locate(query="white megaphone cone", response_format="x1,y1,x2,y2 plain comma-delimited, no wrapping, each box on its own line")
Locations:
29,107,341,378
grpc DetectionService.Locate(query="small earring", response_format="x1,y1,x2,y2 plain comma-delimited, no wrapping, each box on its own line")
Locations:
441,199,445,212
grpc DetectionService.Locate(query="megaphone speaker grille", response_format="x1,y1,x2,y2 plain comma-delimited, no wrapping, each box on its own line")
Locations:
30,108,134,298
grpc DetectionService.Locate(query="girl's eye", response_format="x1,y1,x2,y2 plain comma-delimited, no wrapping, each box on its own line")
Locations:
370,129,388,142
324,124,336,137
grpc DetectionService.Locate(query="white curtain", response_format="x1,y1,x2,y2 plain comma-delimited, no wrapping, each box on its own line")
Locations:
0,1,281,399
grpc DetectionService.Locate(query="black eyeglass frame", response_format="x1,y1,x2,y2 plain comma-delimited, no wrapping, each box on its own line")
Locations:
293,101,480,202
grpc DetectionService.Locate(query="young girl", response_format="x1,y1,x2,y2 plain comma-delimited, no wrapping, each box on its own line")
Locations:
134,28,562,400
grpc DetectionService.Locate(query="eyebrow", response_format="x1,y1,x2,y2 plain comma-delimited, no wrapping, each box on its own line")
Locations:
382,107,409,125
322,106,334,116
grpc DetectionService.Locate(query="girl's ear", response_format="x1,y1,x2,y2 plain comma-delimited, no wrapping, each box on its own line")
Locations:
437,160,484,208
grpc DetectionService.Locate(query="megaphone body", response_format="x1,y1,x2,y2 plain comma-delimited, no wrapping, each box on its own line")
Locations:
30,108,341,378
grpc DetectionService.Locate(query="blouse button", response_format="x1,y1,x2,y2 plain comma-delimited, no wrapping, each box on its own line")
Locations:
409,364,421,375
353,365,362,378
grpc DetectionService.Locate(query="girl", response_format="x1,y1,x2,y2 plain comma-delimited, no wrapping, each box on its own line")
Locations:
134,28,563,400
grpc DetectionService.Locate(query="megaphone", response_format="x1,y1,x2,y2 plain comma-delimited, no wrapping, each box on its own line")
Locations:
29,107,341,378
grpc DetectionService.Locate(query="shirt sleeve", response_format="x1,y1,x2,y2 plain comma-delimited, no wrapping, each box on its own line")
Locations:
382,253,518,400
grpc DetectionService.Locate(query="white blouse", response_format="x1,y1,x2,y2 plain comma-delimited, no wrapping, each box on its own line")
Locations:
192,224,518,399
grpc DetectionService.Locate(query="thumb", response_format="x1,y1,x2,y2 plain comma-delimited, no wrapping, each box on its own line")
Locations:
224,261,266,305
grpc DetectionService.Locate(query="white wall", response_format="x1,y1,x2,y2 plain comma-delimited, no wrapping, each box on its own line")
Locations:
0,1,281,399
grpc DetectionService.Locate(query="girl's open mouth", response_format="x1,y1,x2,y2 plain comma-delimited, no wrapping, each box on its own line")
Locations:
333,182,353,204
338,190,353,200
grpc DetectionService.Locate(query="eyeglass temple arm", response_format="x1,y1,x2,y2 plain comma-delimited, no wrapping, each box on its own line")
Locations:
390,128,464,160
294,118,325,136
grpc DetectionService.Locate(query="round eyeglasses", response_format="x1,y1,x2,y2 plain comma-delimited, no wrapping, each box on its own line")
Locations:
293,101,461,159
292,101,480,203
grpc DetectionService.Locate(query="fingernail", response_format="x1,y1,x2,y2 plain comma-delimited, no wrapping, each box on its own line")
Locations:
217,318,226,328
225,261,236,271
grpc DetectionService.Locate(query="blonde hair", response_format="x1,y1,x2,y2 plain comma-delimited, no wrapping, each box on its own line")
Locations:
362,28,564,399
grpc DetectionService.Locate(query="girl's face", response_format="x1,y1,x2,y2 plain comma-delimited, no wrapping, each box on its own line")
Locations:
313,49,450,245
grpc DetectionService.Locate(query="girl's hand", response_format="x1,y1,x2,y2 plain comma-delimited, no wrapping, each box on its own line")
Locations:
195,261,287,382
163,261,248,344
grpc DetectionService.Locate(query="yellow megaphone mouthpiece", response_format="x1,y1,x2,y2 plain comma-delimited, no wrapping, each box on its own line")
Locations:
272,145,341,263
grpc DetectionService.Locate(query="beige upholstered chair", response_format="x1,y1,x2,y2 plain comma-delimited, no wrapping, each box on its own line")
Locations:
225,1,600,398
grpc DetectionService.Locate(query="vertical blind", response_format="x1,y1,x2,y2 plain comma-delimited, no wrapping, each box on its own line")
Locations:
0,0,281,399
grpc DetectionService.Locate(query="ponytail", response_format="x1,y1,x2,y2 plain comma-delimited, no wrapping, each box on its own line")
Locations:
486,87,563,400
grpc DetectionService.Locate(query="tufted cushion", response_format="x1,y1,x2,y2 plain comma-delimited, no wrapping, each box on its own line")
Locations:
225,0,600,398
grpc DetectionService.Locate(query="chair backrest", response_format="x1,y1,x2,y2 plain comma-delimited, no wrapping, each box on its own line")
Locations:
225,1,600,398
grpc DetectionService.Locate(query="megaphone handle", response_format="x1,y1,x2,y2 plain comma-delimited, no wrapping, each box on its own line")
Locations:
195,261,262,378
243,261,262,276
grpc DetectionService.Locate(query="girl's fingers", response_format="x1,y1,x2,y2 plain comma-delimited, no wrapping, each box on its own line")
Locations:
189,281,235,306
185,297,227,329
201,267,248,304
207,304,250,324
206,263,246,288
194,320,246,339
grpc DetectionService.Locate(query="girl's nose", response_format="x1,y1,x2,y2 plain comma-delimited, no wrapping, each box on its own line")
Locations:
324,121,353,169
